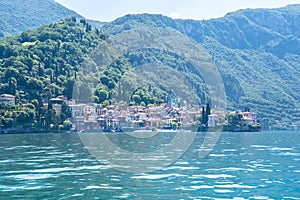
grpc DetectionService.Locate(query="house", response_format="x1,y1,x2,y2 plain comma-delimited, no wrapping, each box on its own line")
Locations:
243,111,257,124
208,114,219,127
69,103,85,117
83,105,96,118
144,118,162,129
0,94,16,105
49,97,64,115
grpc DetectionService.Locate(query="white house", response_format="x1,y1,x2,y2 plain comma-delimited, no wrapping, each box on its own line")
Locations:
243,111,257,124
69,104,85,117
208,114,219,127
0,94,16,105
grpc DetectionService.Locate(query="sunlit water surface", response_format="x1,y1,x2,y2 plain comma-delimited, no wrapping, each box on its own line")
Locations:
0,131,299,199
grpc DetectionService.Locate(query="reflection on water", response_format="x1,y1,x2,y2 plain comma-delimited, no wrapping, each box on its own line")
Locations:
0,131,300,199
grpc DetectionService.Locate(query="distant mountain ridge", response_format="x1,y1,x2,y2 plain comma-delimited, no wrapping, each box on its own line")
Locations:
0,0,82,37
103,4,300,55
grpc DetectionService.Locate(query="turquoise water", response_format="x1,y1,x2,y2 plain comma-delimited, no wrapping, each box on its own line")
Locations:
0,131,299,199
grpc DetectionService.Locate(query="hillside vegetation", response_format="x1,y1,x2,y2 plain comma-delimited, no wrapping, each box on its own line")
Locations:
0,4,299,129
0,19,110,130
0,19,215,130
102,5,300,129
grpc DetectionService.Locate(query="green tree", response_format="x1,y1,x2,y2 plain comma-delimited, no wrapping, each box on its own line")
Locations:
95,88,109,103
206,103,211,116
63,120,72,130
16,111,29,124
132,94,141,105
61,102,71,118
201,106,206,125
8,77,17,95
2,118,15,128
63,78,74,99
4,67,20,82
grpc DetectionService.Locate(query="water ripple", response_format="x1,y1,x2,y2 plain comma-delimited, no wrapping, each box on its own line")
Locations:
7,173,56,180
83,185,122,190
189,174,236,179
0,131,299,199
132,173,186,180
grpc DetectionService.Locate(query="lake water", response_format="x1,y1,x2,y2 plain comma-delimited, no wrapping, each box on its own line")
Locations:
0,131,299,199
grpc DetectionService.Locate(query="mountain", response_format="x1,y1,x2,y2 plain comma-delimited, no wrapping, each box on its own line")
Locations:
0,0,83,37
103,5,300,56
0,18,213,106
102,5,300,129
0,4,299,130
0,19,213,130
0,18,114,130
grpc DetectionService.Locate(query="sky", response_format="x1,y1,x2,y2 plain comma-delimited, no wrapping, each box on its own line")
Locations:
54,0,300,22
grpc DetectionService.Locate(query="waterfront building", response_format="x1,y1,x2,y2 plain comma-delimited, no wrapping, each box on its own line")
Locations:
49,97,64,115
69,104,85,117
243,111,257,124
0,94,16,105
208,114,219,127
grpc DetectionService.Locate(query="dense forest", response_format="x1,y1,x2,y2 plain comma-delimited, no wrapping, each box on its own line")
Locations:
0,19,213,131
0,19,110,130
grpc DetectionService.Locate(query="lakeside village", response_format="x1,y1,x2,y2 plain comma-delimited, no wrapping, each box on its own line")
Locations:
0,93,261,133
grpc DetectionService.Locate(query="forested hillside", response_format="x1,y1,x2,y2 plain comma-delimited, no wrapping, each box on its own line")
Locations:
0,0,82,37
0,18,215,107
0,19,214,130
0,19,111,130
0,4,299,130
102,5,300,129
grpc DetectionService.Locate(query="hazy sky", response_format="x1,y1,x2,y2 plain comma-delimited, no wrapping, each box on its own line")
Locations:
54,0,300,22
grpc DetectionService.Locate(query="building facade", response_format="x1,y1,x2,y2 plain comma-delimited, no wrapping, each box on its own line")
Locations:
0,94,16,105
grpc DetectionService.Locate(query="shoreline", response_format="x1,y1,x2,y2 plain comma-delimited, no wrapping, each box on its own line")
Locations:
0,128,298,134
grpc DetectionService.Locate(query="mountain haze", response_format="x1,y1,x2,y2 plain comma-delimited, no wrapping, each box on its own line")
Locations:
0,0,82,37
